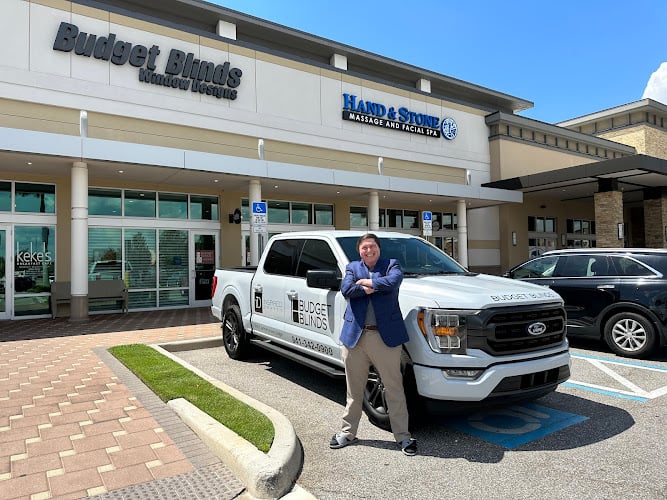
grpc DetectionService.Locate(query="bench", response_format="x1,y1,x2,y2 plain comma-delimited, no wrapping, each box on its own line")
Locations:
50,280,129,318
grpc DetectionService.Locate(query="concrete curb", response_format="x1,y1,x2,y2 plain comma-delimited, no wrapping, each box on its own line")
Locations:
153,338,306,499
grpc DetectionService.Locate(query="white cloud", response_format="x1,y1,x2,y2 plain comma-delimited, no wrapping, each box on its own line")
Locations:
642,62,667,104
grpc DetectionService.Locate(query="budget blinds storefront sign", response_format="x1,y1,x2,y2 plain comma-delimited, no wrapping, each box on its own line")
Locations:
342,94,458,140
52,22,243,100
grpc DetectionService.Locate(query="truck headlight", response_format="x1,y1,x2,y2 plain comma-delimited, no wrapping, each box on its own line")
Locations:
417,308,473,354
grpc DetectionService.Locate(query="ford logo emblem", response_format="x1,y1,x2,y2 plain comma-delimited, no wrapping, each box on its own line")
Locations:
527,322,547,335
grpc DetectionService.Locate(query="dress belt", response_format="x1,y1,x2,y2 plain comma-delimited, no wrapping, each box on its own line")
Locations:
364,325,378,331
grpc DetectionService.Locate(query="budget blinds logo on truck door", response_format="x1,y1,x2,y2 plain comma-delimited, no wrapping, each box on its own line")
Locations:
341,94,458,140
52,22,242,100
291,298,329,331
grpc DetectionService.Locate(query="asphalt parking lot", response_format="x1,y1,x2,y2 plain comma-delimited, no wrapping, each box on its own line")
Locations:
176,338,667,500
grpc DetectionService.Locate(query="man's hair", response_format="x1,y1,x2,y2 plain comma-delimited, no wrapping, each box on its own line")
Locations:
356,233,381,250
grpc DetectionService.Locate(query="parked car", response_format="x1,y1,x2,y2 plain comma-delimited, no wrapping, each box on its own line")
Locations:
505,248,667,358
89,260,130,281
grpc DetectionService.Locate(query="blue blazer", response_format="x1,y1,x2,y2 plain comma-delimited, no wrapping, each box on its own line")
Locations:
340,258,409,349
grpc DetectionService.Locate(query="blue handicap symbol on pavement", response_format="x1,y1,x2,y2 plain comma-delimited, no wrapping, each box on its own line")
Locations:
447,402,588,449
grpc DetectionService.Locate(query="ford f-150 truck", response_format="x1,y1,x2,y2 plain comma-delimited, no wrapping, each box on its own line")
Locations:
211,231,570,428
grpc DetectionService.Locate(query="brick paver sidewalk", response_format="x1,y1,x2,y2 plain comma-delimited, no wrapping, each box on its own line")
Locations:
0,308,244,500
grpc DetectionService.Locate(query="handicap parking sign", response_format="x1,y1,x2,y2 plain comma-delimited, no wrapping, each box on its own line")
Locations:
422,211,432,236
251,201,267,232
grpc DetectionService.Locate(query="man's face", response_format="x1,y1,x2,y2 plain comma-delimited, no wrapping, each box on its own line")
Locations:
358,238,380,268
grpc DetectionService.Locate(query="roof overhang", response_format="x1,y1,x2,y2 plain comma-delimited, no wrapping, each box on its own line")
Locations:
82,0,533,113
483,155,667,203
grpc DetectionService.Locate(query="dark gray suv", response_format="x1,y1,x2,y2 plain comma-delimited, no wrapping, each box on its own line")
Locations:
505,248,667,358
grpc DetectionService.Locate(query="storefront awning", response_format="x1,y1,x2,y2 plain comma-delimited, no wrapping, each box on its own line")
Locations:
482,155,667,203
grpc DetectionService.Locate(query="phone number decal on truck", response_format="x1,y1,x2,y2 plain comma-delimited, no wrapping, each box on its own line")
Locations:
291,336,334,356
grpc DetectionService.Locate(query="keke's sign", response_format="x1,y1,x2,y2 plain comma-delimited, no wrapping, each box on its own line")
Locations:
342,93,458,140
52,22,242,100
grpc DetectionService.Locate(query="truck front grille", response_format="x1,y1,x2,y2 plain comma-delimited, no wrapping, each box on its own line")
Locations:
467,304,566,356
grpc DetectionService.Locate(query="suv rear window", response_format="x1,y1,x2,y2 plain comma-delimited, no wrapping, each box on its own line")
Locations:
629,254,667,275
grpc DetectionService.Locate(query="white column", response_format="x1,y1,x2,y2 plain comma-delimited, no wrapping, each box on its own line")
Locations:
71,161,89,320
369,191,380,231
457,199,468,268
249,179,262,266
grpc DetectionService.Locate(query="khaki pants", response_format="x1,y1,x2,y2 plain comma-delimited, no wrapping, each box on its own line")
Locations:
340,329,411,443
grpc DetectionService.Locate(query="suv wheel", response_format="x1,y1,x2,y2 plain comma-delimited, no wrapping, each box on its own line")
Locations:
603,312,657,358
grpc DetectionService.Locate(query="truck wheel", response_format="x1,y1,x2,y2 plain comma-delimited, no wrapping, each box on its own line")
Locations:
362,357,423,431
222,304,250,360
603,311,657,358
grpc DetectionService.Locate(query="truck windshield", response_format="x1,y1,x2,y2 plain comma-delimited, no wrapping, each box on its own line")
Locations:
336,236,467,275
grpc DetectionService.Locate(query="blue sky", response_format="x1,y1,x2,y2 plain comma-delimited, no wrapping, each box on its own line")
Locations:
207,0,667,124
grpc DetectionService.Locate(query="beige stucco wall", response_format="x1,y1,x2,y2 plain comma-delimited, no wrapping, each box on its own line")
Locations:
490,137,601,182
498,196,595,272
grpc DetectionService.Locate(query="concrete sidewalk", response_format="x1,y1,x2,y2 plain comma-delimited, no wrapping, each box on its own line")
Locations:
0,308,245,500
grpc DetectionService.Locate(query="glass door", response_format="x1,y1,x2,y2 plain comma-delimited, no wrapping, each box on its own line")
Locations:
0,227,9,319
191,232,218,307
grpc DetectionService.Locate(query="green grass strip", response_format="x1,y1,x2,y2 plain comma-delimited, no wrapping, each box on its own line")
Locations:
109,344,274,453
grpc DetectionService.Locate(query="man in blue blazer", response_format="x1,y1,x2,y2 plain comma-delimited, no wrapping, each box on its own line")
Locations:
330,233,417,456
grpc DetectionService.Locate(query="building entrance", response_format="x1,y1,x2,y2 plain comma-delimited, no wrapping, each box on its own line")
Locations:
191,232,218,306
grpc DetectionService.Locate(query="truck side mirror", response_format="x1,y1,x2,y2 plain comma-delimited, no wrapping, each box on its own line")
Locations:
306,270,340,290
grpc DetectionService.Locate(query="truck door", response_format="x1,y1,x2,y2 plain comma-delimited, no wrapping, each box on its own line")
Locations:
284,238,344,362
250,238,300,340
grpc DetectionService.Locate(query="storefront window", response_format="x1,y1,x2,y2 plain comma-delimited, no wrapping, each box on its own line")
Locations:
528,216,556,233
567,219,595,235
350,206,367,227
125,190,156,217
241,199,250,222
159,193,188,219
0,182,11,212
443,237,458,260
15,183,55,214
89,189,121,216
528,237,557,258
14,225,55,316
242,198,332,227
315,204,333,225
88,228,122,280
404,210,418,229
291,202,312,224
190,195,219,220
269,201,289,223
158,229,189,306
387,209,402,228
125,229,156,308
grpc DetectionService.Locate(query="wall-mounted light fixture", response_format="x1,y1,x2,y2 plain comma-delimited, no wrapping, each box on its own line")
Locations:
228,208,241,224
617,223,624,240
511,231,517,246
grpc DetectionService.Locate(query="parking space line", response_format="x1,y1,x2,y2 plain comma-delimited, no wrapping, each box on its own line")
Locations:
562,381,649,402
566,353,667,401
588,359,649,396
571,352,667,371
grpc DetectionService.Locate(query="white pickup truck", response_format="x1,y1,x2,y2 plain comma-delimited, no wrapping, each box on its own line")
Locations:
211,230,570,428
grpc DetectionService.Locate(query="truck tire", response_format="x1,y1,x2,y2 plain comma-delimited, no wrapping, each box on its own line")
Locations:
222,304,250,360
603,311,657,358
362,355,423,431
